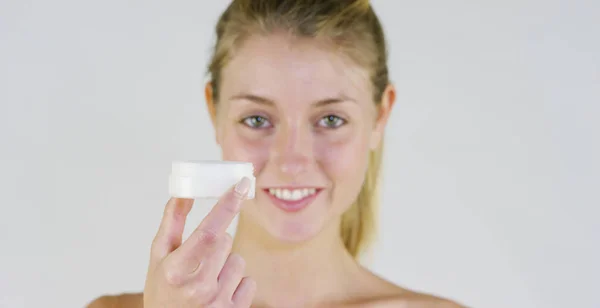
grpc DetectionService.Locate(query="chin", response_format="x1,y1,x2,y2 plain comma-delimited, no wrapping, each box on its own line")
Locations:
266,214,328,243
246,188,334,243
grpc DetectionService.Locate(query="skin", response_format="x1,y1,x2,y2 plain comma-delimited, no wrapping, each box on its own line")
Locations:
87,33,466,308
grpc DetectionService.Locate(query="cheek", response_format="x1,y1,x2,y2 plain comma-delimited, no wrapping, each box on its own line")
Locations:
316,129,370,188
316,131,370,214
219,128,270,174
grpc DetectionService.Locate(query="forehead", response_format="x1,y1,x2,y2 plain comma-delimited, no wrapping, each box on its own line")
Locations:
219,33,371,104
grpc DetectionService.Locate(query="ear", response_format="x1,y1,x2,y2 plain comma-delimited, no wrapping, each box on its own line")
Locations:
205,81,220,144
205,81,217,127
370,83,396,150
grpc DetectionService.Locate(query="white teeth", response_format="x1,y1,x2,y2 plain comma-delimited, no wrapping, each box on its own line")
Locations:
292,190,302,200
267,188,317,201
283,189,291,199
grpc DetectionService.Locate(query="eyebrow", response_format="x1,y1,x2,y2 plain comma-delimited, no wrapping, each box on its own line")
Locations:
229,93,356,107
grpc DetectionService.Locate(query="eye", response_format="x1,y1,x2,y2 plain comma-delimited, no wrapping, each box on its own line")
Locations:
241,115,272,129
318,114,346,128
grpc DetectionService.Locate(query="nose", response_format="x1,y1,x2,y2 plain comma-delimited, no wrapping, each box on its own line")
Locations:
271,124,312,178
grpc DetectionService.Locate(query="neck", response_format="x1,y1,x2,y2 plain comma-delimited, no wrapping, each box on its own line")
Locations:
232,213,362,308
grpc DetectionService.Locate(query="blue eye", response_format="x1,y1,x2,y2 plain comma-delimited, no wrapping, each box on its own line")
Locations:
318,115,345,128
242,115,271,128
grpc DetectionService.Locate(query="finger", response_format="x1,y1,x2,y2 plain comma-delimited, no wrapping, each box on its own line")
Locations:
231,277,257,307
198,177,251,235
193,232,233,279
217,253,246,300
167,177,249,274
150,198,194,263
168,231,233,280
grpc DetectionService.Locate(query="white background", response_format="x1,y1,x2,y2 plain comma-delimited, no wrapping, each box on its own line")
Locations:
1,1,599,307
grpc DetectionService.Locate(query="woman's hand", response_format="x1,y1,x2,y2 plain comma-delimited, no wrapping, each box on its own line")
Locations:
143,177,256,307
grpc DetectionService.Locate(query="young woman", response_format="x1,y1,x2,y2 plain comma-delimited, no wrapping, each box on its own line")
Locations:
89,1,465,307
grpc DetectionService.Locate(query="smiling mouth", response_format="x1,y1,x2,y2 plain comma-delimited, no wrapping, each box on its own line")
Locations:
266,188,318,201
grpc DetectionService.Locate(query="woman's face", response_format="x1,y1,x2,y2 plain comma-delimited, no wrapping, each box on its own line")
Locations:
206,33,394,243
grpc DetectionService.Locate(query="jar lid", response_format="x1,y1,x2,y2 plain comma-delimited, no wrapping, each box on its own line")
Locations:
169,160,255,199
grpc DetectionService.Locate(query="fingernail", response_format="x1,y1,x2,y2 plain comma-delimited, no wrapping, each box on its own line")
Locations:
234,177,251,197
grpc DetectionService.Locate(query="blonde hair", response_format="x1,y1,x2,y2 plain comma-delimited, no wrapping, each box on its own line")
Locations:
207,0,389,258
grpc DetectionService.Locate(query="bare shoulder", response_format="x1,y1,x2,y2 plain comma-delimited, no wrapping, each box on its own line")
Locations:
350,268,467,308
85,292,143,308
373,291,467,308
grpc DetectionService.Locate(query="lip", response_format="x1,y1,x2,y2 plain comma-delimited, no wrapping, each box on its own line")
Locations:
261,188,322,213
